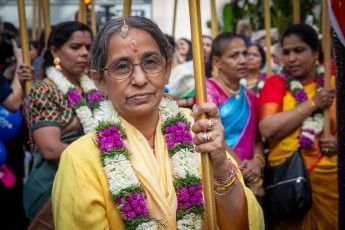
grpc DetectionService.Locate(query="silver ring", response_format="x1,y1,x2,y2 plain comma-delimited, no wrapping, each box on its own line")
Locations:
202,132,212,143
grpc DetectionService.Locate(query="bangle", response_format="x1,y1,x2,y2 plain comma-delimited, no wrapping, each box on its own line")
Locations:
309,98,317,111
297,107,306,117
254,154,266,166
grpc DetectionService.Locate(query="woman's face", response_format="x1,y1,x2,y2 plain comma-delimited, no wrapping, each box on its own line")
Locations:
214,38,248,81
281,34,317,79
95,28,171,119
247,45,262,71
202,37,212,62
177,39,190,56
52,30,92,79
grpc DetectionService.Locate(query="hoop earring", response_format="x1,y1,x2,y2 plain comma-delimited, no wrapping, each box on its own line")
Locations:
54,57,61,71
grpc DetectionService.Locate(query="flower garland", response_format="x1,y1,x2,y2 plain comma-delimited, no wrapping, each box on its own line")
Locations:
46,67,103,133
282,65,325,149
93,97,204,230
239,73,267,92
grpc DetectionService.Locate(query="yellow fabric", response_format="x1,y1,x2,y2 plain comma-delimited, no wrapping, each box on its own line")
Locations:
52,108,264,229
266,77,338,229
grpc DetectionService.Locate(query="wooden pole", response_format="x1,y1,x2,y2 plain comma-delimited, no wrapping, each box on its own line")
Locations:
38,0,42,39
32,0,37,40
188,0,217,228
172,0,178,37
17,0,32,94
78,0,87,24
210,0,218,77
322,0,331,136
293,0,300,24
41,0,51,47
123,0,132,17
90,0,96,35
264,0,272,77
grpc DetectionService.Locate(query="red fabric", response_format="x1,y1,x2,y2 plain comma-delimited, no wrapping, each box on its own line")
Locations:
256,75,287,110
330,0,345,39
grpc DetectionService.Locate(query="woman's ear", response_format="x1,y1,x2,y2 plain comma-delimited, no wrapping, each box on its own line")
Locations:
50,46,58,58
90,69,107,97
213,56,221,68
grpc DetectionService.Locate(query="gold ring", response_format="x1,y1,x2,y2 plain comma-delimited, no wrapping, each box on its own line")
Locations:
202,132,212,143
206,119,214,131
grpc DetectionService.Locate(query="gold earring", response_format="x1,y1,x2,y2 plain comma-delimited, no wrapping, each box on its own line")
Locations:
54,57,61,71
314,57,319,66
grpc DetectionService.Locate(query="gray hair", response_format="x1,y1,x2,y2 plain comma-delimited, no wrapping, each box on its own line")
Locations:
89,16,172,78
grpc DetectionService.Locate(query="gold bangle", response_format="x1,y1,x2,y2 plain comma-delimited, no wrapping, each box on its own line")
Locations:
254,154,266,166
297,107,306,117
309,99,317,111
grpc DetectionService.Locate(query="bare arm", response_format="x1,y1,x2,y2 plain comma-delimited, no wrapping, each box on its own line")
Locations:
32,126,69,164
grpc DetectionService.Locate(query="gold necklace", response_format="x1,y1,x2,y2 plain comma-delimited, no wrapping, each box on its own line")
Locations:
223,84,241,100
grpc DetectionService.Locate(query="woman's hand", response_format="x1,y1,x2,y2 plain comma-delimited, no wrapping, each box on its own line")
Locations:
311,88,335,110
319,134,337,157
239,158,262,183
191,103,230,177
17,63,34,86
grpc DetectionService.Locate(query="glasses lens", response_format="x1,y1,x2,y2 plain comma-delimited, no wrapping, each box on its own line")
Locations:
142,55,166,74
108,61,132,80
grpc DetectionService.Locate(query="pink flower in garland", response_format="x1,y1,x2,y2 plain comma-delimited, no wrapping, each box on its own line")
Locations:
68,89,83,107
294,90,308,102
87,91,104,104
96,126,125,153
164,121,193,147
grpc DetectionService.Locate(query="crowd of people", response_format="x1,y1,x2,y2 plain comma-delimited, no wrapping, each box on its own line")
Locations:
0,12,339,230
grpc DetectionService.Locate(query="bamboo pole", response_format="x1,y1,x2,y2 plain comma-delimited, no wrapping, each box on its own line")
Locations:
293,0,300,24
210,0,218,77
78,0,87,24
38,0,42,39
172,0,178,37
32,0,37,40
123,0,132,17
322,0,331,136
264,0,272,77
90,0,96,35
41,0,51,47
17,0,32,94
188,0,217,228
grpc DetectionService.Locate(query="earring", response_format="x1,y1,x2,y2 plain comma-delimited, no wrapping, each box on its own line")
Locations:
54,57,61,71
314,57,319,66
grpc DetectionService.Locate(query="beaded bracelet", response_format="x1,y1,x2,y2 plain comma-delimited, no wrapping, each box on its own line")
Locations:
214,163,236,186
214,176,237,196
254,153,266,166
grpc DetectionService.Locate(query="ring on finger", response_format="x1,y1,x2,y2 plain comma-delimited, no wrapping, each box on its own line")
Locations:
202,131,212,143
210,110,220,119
206,119,214,131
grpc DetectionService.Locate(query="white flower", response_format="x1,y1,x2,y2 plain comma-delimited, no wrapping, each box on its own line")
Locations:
103,155,140,195
301,131,315,141
75,106,97,133
316,65,325,75
79,75,98,93
94,100,119,124
46,67,73,94
136,221,157,230
177,213,202,230
290,80,303,91
171,149,200,179
159,97,179,122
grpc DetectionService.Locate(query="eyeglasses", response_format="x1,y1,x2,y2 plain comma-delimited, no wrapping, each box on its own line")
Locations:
103,55,167,80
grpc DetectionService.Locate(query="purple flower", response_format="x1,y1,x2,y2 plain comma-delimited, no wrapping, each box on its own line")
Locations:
175,129,183,136
180,193,190,202
196,184,203,191
165,126,171,134
130,200,139,208
316,76,324,87
259,73,267,81
127,211,137,219
298,135,314,149
115,140,124,148
99,128,111,137
142,208,149,216
179,187,188,194
183,202,192,209
188,185,197,193
282,71,291,80
176,122,186,129
87,91,104,104
126,195,134,202
190,195,199,203
294,90,308,102
122,204,132,213
68,89,83,107
195,191,203,198
198,199,204,205
132,193,140,200
134,206,143,215
117,197,124,205
176,136,183,142
139,199,146,207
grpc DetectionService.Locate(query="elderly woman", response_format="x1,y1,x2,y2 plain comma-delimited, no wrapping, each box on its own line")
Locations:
52,17,264,229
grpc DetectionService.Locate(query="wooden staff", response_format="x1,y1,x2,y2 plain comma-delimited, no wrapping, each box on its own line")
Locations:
293,0,300,24
322,0,331,136
17,0,32,94
41,0,51,46
78,0,87,24
188,0,217,228
210,0,218,77
38,0,42,39
172,0,178,37
90,0,96,35
264,0,272,77
32,0,37,40
123,0,132,17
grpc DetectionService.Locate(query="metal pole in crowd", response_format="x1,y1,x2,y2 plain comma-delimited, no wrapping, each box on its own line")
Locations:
293,0,300,24
32,0,37,40
189,0,218,228
172,0,178,37
90,0,96,35
41,0,51,47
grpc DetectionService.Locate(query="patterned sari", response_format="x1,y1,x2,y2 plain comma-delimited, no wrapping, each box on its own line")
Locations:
205,79,257,160
257,75,338,229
